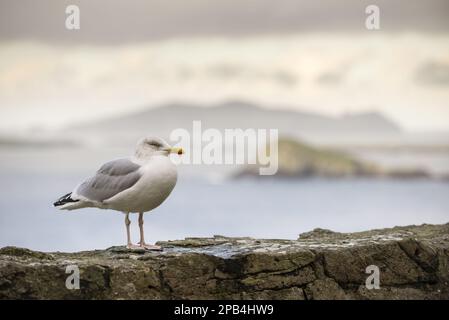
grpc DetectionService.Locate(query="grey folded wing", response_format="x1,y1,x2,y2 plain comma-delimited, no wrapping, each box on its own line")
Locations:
76,158,142,202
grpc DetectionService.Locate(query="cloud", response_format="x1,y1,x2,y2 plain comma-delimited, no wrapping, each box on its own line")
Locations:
316,71,344,85
1,34,449,131
206,64,297,87
415,61,449,86
1,0,449,44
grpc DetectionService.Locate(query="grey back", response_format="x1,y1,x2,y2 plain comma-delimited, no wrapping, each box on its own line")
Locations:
76,158,142,202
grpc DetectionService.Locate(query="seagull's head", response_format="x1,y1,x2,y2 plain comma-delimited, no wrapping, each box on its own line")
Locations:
135,137,183,159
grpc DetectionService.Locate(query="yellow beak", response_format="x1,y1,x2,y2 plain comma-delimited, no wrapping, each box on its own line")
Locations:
170,147,184,155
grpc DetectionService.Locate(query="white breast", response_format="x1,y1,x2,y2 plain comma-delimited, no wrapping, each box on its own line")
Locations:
104,156,178,213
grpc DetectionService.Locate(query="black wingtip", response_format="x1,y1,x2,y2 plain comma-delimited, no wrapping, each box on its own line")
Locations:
54,192,79,207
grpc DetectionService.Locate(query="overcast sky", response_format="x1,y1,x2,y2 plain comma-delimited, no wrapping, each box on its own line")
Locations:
0,1,448,133
1,0,448,43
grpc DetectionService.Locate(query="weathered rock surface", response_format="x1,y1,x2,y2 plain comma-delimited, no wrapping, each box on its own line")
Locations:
1,223,448,300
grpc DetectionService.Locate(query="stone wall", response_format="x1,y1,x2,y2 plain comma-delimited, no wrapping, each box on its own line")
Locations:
0,223,448,299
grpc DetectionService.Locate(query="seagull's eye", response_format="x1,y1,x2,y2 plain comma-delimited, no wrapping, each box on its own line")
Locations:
148,141,162,148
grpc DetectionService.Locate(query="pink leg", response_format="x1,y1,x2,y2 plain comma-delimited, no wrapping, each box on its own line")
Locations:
138,212,161,251
125,213,140,249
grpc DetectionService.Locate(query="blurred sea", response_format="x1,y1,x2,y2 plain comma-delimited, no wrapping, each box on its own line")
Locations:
0,147,448,252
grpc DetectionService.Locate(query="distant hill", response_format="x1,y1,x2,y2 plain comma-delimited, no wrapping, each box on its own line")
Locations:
235,138,431,179
69,100,401,146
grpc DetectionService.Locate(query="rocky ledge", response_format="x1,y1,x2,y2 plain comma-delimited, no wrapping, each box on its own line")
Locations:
1,223,448,300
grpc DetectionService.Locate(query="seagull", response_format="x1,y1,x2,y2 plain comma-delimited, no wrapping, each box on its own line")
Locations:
53,137,183,250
